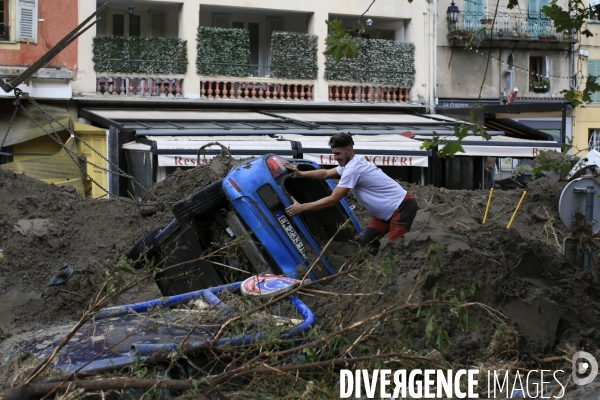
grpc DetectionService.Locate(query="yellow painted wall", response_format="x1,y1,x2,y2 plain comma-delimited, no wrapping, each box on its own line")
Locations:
573,105,600,155
571,17,600,156
73,121,108,199
7,122,108,198
12,132,71,161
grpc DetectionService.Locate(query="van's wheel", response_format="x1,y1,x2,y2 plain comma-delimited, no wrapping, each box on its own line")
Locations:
172,180,227,223
126,226,164,269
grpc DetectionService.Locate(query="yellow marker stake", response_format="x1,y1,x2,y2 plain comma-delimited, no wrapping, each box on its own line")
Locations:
482,188,494,224
507,191,527,229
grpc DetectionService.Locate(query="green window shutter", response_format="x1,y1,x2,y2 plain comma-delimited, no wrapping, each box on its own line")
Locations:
464,0,483,15
589,60,600,103
17,0,37,43
528,0,541,18
540,0,550,19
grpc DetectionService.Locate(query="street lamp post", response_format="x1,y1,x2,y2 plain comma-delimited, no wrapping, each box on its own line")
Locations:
447,1,460,30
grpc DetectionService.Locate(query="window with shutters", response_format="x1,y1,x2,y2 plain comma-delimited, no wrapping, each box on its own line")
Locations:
17,0,37,43
528,55,550,92
527,0,551,37
0,0,8,40
212,13,230,29
589,60,600,103
148,10,166,37
463,0,484,31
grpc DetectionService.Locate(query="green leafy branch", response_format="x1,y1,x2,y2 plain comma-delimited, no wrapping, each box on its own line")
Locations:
420,106,490,158
541,0,600,106
323,0,379,62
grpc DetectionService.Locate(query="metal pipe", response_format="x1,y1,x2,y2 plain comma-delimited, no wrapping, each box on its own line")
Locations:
130,295,315,357
94,282,242,320
583,185,596,272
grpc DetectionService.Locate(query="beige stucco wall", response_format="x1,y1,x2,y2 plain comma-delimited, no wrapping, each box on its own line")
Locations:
436,0,572,100
571,19,600,155
76,0,432,104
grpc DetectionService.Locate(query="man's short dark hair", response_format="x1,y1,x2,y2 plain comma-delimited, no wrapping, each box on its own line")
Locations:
329,132,354,148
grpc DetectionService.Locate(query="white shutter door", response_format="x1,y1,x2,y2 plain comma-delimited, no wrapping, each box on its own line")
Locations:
17,0,37,43
528,0,540,18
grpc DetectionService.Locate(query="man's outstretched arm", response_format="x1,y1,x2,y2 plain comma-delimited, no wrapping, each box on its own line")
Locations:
285,186,349,216
285,163,340,180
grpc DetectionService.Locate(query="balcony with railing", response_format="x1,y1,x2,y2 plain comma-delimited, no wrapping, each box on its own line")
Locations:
92,36,187,97
447,11,577,47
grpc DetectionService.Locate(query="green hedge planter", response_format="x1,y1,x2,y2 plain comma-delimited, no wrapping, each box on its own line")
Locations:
270,32,318,80
325,38,415,86
197,26,250,77
92,37,187,74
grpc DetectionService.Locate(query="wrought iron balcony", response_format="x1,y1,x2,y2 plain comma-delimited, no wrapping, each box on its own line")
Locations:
447,11,576,43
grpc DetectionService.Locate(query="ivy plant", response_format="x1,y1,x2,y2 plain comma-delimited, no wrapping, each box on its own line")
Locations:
196,26,250,77
92,37,187,74
325,38,415,86
270,32,318,80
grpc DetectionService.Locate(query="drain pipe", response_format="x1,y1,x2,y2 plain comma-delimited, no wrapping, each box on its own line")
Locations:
562,43,576,147
429,0,436,113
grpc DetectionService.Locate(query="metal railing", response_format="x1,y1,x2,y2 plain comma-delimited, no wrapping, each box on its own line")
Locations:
196,63,317,79
448,11,563,39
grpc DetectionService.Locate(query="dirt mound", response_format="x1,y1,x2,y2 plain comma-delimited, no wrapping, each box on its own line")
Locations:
1,160,599,396
308,177,600,365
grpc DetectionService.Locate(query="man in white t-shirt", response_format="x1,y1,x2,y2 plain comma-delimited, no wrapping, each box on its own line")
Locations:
284,132,418,254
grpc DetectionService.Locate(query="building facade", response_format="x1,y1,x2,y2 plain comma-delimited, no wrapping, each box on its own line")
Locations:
437,0,574,101
0,0,77,99
74,0,432,105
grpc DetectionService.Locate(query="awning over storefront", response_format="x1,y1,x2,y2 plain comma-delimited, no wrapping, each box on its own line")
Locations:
430,135,561,157
272,111,461,126
79,108,463,136
279,134,430,167
138,135,297,167
484,117,557,141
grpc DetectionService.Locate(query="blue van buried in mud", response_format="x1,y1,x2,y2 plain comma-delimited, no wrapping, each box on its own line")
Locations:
128,154,362,296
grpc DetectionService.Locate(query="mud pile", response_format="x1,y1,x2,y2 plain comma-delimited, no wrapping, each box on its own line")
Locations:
0,160,599,393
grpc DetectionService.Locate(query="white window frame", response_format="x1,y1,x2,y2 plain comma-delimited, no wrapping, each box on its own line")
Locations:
589,129,600,151
528,53,551,92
